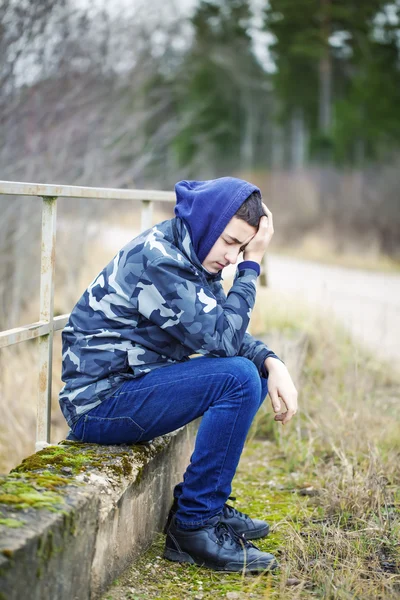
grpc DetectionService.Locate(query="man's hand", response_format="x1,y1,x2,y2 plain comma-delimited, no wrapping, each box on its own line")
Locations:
264,357,298,425
243,203,274,264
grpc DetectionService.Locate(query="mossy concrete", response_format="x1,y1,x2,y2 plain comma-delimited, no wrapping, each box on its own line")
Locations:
0,423,197,600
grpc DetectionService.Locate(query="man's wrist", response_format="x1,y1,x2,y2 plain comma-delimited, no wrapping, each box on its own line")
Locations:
242,253,262,264
264,356,284,373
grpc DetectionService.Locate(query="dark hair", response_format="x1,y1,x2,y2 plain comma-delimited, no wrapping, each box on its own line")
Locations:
234,191,265,227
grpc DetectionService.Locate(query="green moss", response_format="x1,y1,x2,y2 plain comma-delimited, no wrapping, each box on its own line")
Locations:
1,549,13,559
130,445,150,458
36,531,55,578
0,518,24,528
11,442,153,483
16,443,131,475
134,465,145,485
62,510,77,537
233,446,313,558
12,447,90,475
121,455,133,476
37,530,53,561
107,463,124,476
0,478,64,511
1,442,151,516
20,471,71,491
35,529,67,578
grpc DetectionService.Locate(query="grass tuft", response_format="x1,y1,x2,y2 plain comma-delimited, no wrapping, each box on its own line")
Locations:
104,291,400,599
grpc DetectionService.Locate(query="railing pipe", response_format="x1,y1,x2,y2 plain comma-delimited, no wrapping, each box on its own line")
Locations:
141,200,153,231
0,180,175,202
36,196,57,451
0,315,69,348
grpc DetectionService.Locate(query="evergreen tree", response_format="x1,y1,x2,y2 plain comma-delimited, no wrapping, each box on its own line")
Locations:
264,0,400,164
332,2,400,162
171,0,272,173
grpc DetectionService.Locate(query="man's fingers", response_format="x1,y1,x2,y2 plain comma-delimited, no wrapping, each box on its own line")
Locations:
262,203,274,231
257,214,270,235
267,364,298,426
243,203,274,262
262,202,271,217
274,410,296,424
282,409,296,425
274,412,285,422
275,408,297,425
269,389,281,413
274,393,298,425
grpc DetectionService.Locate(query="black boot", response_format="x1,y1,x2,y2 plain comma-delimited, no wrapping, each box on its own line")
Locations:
164,497,269,540
164,515,278,573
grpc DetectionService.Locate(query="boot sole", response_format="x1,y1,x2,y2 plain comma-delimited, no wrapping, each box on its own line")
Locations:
163,547,278,573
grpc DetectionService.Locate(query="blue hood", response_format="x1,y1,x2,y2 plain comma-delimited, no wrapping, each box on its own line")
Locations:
174,177,260,263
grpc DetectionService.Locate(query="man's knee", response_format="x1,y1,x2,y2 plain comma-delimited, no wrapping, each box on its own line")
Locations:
223,356,261,392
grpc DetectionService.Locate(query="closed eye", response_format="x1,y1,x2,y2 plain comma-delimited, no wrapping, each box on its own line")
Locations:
224,238,247,252
223,238,247,253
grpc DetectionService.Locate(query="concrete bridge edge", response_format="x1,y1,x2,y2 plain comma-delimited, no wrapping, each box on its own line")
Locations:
0,422,198,600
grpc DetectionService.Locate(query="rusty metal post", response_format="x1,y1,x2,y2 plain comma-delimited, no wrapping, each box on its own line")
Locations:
141,200,153,232
36,196,57,451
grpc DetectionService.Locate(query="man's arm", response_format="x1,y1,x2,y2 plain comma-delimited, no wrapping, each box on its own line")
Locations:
240,204,298,425
132,208,276,357
238,331,280,374
134,256,259,358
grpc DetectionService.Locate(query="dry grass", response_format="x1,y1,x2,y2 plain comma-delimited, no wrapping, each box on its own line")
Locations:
250,291,400,598
0,336,69,473
1,217,399,598
103,286,399,599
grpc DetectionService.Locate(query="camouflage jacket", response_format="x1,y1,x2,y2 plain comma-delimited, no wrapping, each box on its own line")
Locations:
59,218,278,427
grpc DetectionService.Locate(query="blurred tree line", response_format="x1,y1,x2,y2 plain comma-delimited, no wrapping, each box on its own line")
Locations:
266,0,400,165
1,0,400,328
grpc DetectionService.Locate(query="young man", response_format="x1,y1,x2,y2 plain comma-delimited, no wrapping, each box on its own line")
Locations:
60,176,298,573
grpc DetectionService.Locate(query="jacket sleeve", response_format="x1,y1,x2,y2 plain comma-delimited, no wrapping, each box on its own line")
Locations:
134,256,259,357
238,332,281,377
214,267,281,375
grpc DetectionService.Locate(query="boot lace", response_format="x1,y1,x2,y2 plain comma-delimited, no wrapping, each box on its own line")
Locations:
222,496,250,521
212,519,257,550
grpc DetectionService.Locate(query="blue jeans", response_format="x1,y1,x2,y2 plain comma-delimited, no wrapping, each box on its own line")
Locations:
68,356,268,529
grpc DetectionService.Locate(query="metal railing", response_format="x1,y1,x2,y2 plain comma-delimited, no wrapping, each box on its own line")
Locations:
0,181,175,451
0,180,268,452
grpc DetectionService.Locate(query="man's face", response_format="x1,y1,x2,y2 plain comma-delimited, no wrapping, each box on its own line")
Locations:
202,216,257,273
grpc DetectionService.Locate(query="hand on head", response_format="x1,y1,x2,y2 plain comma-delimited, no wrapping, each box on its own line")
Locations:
243,203,274,264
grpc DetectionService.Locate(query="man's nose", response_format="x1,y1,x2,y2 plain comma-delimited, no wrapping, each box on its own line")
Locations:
225,247,240,264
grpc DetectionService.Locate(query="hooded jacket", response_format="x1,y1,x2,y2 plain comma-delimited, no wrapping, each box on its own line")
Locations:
59,177,279,428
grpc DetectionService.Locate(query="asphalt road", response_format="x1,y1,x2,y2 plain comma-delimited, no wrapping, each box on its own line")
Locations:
267,254,400,366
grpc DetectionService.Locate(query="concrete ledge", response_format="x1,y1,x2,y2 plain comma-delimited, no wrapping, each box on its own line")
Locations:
0,424,197,600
